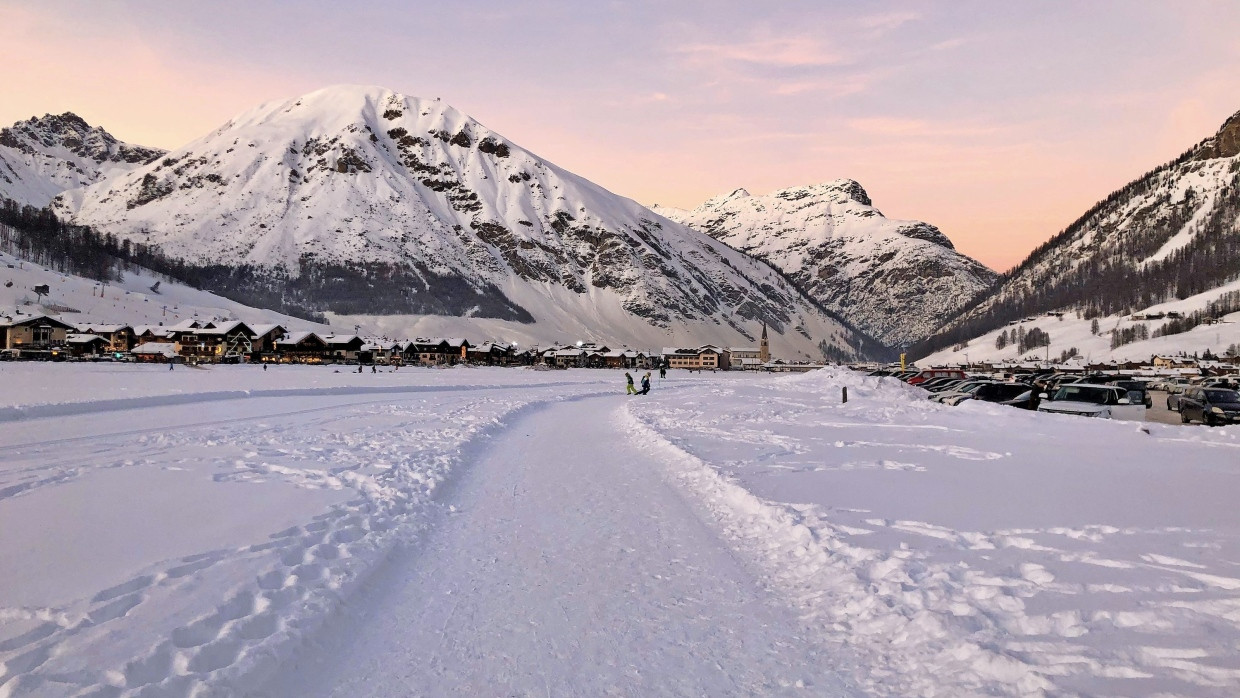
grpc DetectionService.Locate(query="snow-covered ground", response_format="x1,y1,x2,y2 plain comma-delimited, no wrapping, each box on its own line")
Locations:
2,366,1238,696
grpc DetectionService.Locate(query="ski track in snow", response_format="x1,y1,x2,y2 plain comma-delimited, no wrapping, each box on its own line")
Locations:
0,379,610,697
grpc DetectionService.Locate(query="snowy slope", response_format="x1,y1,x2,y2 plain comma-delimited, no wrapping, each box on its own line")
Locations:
0,113,164,207
0,246,328,332
919,108,1240,358
923,281,1240,365
653,181,997,347
52,86,875,361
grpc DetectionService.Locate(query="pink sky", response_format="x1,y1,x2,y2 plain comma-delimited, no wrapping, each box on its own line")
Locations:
4,1,1239,271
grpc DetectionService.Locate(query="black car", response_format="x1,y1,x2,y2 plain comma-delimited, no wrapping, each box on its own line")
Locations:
1179,388,1240,426
968,382,1035,408
1108,380,1153,409
917,377,960,391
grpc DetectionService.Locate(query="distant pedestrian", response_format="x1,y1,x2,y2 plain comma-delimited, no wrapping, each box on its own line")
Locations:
358,364,363,373
625,372,637,395
371,364,377,373
659,366,666,379
169,362,174,371
263,363,268,371
639,372,651,395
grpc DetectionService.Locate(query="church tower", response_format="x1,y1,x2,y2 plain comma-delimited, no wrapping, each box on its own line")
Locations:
759,323,770,363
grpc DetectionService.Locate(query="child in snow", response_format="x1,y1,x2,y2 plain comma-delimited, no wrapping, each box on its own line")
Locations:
625,372,637,395
639,372,651,395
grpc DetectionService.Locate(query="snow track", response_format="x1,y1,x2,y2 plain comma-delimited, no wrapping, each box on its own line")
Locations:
259,396,854,697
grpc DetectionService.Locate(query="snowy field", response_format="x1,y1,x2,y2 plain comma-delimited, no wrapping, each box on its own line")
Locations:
1,365,1239,696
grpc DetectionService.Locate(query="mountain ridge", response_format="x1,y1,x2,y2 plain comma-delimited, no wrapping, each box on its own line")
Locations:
47,85,880,360
653,180,997,346
0,112,164,208
915,107,1240,361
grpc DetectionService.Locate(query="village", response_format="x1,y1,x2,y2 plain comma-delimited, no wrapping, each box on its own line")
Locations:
0,311,836,372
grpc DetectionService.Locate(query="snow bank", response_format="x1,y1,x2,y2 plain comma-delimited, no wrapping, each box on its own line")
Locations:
626,370,1240,696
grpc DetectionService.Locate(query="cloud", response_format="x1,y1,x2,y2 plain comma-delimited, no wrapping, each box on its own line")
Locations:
846,117,1007,138
857,11,921,34
771,73,879,98
930,37,967,51
677,36,846,69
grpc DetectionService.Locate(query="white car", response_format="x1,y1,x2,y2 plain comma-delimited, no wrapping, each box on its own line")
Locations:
1037,384,1146,421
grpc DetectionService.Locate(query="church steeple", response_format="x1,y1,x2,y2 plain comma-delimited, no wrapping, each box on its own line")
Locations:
759,322,770,363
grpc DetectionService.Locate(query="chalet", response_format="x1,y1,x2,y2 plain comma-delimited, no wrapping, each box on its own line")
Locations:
466,342,514,365
0,314,78,351
248,324,287,355
173,321,257,362
406,338,471,365
131,342,178,363
553,348,585,368
75,324,135,353
1153,355,1196,369
323,335,366,363
64,333,109,358
602,350,646,369
662,345,731,370
132,325,178,345
275,331,329,363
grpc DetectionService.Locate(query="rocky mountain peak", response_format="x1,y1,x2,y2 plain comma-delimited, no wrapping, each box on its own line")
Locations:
1194,108,1240,161
0,112,163,165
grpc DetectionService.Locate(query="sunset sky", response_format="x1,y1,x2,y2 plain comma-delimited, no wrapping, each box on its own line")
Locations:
4,0,1239,271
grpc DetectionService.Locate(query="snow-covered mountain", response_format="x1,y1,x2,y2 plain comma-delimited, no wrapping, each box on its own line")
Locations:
653,181,997,347
0,113,164,208
50,86,876,360
917,108,1240,362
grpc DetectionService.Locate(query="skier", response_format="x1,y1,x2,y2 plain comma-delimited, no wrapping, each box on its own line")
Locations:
625,372,637,395
639,372,651,395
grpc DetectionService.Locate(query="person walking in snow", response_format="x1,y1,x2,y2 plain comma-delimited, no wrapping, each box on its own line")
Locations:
659,366,666,379
639,372,651,395
625,372,637,395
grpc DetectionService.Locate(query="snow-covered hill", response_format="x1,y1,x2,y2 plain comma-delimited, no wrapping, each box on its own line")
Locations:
0,245,326,333
0,113,164,208
918,108,1240,360
51,86,875,360
653,181,997,347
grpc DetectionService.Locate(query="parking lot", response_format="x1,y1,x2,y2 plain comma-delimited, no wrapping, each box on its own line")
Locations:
1142,390,1183,425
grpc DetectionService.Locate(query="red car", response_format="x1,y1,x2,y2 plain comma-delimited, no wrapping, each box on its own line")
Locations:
908,369,967,385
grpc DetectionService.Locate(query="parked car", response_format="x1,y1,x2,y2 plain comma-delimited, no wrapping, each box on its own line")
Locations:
1037,384,1146,421
1178,388,1240,426
948,382,1033,407
908,369,967,386
932,380,1001,404
1108,380,1153,409
916,376,962,391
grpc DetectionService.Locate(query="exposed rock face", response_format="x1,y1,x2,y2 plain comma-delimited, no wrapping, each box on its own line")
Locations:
654,180,997,346
0,113,164,207
50,86,876,359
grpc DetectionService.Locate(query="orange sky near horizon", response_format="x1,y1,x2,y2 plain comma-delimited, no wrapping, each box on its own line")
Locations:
4,1,1239,272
